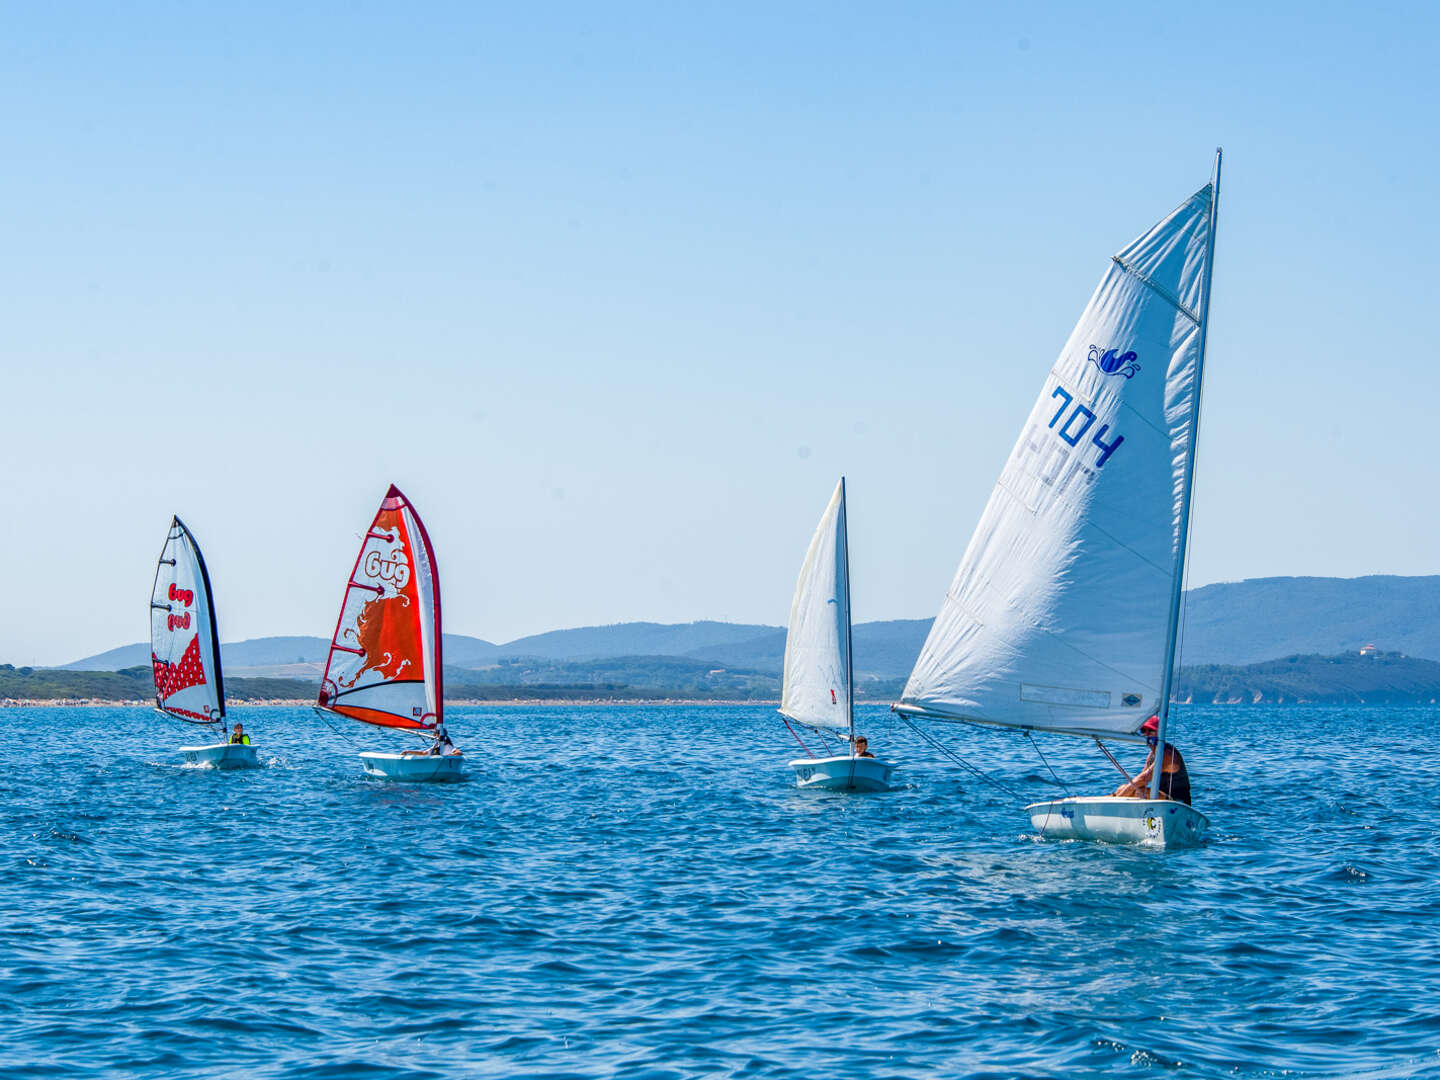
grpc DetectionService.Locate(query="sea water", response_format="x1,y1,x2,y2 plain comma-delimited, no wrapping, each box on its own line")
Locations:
1,704,1436,1079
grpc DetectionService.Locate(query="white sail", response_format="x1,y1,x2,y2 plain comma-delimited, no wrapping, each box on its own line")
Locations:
898,181,1218,739
150,517,226,724
780,479,851,731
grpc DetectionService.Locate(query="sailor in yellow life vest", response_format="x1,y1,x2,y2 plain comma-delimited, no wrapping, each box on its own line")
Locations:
228,722,251,745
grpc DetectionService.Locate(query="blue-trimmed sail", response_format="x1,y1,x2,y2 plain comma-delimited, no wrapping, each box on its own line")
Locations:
898,183,1217,738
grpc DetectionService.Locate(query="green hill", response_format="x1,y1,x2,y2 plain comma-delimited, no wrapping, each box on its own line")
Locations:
1174,651,1440,704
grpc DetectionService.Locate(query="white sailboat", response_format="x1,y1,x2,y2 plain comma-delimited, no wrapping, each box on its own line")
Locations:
895,153,1224,846
317,485,464,782
782,478,894,792
150,517,258,769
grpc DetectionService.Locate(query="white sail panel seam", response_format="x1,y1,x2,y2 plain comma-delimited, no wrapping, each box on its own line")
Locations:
1111,256,1200,326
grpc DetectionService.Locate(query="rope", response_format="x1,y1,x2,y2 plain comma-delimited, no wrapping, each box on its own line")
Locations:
896,712,1024,800
1025,731,1071,795
1094,737,1132,783
313,706,364,747
781,717,814,758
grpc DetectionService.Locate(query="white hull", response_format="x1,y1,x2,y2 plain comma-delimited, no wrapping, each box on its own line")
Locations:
789,755,893,792
179,742,260,770
1025,796,1208,848
359,751,466,783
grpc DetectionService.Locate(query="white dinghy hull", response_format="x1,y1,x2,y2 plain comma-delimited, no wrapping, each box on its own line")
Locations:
789,755,893,793
179,742,259,770
359,751,466,783
1025,796,1208,848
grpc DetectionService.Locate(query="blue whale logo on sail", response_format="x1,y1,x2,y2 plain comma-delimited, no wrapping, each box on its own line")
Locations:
1087,345,1140,379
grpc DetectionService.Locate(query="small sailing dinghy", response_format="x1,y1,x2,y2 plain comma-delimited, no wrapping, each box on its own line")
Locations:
150,517,257,769
781,478,893,792
894,153,1225,846
316,485,463,782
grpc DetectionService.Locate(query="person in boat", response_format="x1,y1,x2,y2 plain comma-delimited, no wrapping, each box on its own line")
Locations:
228,723,250,746
402,723,460,757
1112,716,1191,804
853,735,875,759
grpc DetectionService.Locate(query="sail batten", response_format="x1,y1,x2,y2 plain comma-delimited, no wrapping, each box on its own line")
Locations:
898,180,1218,739
150,517,226,725
318,485,443,730
780,479,851,732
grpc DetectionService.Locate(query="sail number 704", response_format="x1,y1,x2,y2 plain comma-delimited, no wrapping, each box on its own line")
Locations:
1049,386,1123,467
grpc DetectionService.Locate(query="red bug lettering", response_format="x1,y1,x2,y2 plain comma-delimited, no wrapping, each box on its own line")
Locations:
167,583,195,607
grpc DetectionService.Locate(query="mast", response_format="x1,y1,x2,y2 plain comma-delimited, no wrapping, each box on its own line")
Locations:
1152,148,1222,797
841,477,855,748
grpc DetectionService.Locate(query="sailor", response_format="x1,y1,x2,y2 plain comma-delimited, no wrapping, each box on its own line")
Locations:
853,735,876,759
228,722,251,746
431,723,458,756
403,723,459,757
1112,716,1191,804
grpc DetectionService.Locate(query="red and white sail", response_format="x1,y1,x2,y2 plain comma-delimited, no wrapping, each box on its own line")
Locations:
150,517,226,724
318,485,443,729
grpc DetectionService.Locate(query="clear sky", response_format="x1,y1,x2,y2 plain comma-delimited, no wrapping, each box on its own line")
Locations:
4,2,1438,665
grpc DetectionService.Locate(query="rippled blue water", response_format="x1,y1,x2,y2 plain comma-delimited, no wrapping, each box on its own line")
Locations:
2,704,1437,1078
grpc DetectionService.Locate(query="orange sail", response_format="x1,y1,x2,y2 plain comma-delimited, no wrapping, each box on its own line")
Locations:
318,485,443,729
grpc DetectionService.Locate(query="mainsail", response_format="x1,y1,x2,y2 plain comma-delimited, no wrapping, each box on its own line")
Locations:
898,172,1220,740
150,517,226,724
318,485,443,729
780,478,852,733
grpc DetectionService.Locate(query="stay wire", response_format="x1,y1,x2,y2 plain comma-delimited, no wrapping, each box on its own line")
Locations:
896,712,1024,800
1025,731,1072,796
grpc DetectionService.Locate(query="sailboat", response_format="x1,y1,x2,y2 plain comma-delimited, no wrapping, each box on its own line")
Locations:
150,517,257,769
894,153,1224,846
316,485,463,782
781,478,894,792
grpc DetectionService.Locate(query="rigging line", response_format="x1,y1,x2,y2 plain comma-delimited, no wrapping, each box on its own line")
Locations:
313,706,363,747
1025,731,1071,796
781,717,815,759
896,712,1023,800
1094,737,1133,783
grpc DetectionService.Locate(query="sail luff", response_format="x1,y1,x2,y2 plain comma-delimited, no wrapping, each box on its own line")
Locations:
1152,149,1222,793
403,496,444,726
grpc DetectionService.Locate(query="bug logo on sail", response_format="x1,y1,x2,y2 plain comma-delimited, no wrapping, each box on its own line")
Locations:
1087,345,1140,379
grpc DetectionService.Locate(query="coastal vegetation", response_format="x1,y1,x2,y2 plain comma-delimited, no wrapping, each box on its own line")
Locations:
9,650,1440,705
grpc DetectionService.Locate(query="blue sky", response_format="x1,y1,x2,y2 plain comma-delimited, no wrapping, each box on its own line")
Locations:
4,2,1438,665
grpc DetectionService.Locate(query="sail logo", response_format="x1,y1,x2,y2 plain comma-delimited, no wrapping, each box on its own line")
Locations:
168,583,194,607
363,548,411,590
167,612,192,632
1087,345,1140,379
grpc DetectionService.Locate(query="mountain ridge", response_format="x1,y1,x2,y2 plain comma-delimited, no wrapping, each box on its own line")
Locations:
52,575,1440,678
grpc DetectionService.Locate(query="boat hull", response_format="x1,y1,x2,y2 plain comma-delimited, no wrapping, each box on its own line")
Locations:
359,751,466,783
1025,795,1209,847
789,755,893,792
178,742,260,770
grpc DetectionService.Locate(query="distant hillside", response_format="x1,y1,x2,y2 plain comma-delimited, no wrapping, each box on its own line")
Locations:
494,621,778,661
1176,576,1440,666
1175,651,1440,704
61,634,499,673
50,576,1440,680
0,665,316,703
686,619,932,678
